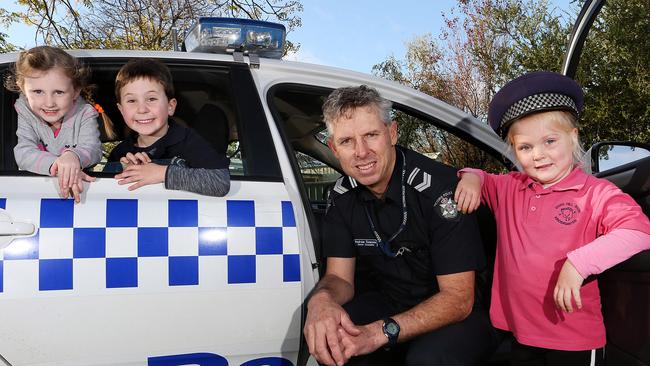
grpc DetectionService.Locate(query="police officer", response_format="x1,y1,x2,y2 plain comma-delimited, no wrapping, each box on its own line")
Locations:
304,85,497,366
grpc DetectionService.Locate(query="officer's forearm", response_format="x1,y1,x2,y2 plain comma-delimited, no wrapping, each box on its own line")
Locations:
392,271,474,342
308,273,354,307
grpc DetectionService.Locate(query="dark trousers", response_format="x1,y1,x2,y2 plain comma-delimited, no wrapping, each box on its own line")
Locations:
511,341,605,366
340,291,499,366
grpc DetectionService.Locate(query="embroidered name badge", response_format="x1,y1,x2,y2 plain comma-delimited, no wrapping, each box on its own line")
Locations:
553,202,581,225
434,190,460,220
354,239,379,247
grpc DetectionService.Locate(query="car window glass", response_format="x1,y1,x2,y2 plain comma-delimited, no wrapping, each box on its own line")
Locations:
0,65,16,170
0,60,280,180
392,109,506,173
269,84,507,204
596,144,650,172
89,65,237,174
296,152,342,202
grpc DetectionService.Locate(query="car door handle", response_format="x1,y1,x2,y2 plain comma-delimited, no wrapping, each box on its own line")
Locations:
0,221,35,236
0,209,35,236
0,209,36,250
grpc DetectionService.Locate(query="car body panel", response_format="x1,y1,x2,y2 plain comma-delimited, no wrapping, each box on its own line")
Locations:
0,177,304,365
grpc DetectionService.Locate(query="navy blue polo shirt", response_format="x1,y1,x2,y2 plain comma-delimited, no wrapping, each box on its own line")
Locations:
108,119,229,169
323,146,485,309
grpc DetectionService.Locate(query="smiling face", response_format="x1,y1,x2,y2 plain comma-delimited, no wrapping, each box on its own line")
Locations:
22,67,79,128
508,111,578,188
327,105,397,197
117,77,177,147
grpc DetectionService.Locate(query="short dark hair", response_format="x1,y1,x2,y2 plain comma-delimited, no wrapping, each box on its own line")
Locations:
114,58,174,101
322,85,392,134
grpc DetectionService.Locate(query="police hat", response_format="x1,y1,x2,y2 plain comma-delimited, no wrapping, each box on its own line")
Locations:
488,71,584,138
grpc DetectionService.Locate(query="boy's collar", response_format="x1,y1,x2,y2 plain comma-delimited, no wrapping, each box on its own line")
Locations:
161,119,185,145
129,118,183,146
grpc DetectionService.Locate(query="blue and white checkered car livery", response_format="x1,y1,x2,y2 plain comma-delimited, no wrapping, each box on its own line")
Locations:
0,198,300,294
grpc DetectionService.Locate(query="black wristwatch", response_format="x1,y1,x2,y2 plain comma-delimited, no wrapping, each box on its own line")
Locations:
382,317,400,347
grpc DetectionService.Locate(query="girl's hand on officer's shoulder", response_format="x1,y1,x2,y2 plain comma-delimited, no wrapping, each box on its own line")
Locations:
553,259,584,313
454,172,481,214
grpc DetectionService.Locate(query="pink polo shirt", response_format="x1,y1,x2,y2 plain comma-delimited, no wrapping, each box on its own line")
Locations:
461,167,650,351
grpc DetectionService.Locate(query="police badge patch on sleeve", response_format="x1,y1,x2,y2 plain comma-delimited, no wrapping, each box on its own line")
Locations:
434,190,460,220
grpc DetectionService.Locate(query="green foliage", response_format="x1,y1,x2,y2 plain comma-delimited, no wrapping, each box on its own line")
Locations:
0,32,17,53
464,0,568,85
0,8,19,52
575,0,650,145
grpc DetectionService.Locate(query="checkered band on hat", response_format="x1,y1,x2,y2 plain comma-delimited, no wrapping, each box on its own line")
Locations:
501,93,578,127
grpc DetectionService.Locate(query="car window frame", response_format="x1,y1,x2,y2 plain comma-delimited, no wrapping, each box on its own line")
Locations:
0,57,283,182
267,83,511,181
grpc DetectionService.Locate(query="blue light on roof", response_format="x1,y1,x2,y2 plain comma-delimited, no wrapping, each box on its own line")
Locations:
184,17,286,59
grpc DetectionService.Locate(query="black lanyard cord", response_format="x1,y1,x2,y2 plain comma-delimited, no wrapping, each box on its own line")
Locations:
363,149,411,258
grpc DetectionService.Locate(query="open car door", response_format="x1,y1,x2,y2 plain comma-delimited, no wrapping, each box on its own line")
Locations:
588,142,650,365
563,1,650,364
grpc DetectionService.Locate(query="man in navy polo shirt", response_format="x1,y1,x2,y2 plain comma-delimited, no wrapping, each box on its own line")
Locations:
304,85,497,366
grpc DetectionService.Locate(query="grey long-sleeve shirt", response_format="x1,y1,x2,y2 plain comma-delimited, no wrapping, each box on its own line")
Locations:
13,94,102,175
166,160,230,197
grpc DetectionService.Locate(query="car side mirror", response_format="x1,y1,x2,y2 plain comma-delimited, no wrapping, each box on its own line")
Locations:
589,142,650,173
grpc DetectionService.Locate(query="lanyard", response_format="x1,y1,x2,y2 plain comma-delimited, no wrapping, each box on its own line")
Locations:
363,150,411,258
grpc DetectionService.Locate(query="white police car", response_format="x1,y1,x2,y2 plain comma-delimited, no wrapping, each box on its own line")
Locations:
0,5,648,365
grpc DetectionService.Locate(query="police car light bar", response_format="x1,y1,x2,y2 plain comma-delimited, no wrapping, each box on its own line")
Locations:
184,17,286,59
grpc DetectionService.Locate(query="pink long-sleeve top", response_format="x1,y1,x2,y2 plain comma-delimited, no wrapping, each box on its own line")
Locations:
460,167,650,350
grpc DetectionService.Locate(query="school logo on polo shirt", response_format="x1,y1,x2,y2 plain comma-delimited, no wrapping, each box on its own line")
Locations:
434,190,460,220
554,202,581,225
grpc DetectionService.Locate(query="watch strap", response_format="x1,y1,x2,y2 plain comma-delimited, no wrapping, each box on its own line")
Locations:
382,317,400,347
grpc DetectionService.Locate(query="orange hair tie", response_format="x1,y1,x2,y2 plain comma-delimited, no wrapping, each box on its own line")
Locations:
94,103,105,114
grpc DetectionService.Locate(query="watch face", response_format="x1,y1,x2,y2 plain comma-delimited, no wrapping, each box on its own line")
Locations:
386,322,399,335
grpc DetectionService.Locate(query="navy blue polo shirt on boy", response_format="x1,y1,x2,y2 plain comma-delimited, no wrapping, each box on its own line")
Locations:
108,119,229,169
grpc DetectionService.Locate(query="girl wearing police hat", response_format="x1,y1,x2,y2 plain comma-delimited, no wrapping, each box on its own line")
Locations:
454,71,650,365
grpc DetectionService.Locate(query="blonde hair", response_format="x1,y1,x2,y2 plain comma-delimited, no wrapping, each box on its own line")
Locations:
5,46,88,93
5,46,115,139
506,110,585,164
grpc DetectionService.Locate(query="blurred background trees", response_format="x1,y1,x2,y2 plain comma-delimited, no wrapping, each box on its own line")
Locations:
575,0,650,145
0,0,648,161
373,0,649,161
0,0,302,52
373,0,570,169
